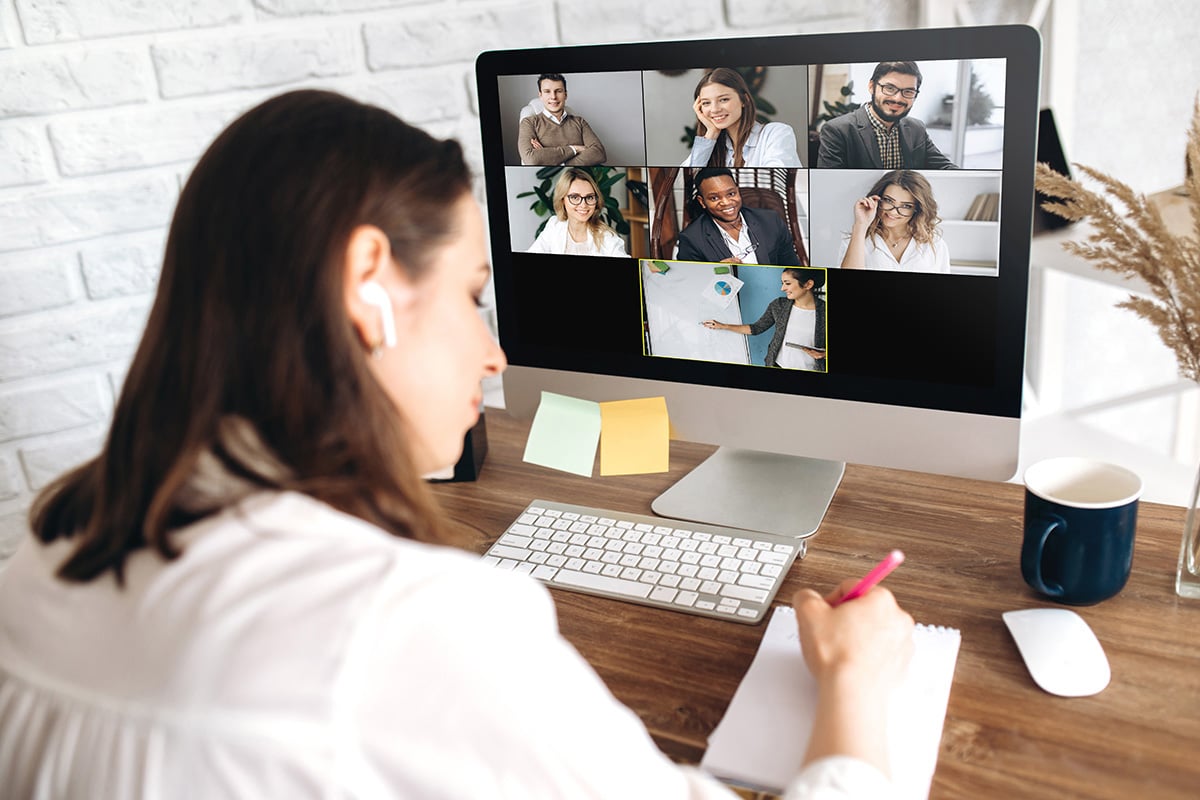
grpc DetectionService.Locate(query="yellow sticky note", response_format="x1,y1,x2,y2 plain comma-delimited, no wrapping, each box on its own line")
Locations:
523,391,601,477
599,396,670,476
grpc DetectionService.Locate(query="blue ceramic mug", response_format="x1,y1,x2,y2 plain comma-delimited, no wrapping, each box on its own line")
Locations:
1021,457,1142,605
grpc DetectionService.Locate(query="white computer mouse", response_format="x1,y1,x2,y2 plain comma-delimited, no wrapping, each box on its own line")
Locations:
1002,608,1111,697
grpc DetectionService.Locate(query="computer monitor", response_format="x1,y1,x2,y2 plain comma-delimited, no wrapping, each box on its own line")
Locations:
476,25,1041,539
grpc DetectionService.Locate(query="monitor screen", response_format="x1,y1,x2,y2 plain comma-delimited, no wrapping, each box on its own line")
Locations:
476,26,1041,536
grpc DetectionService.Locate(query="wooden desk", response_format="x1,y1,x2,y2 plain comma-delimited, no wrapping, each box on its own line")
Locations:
430,411,1200,799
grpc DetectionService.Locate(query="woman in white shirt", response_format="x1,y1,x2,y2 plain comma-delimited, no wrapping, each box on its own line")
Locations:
528,167,627,256
684,67,803,168
0,89,913,800
703,268,826,372
839,169,951,273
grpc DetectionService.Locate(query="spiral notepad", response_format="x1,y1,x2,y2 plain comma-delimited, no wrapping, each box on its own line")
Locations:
701,606,960,799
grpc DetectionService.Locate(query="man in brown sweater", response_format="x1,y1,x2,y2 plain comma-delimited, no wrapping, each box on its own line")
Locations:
518,73,606,166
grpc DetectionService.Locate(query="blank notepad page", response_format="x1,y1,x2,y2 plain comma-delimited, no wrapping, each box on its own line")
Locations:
701,605,960,798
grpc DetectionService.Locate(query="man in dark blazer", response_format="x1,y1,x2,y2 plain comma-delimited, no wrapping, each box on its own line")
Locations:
816,60,957,170
675,168,803,266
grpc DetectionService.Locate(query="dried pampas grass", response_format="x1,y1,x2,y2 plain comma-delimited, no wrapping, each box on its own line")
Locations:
1034,100,1200,382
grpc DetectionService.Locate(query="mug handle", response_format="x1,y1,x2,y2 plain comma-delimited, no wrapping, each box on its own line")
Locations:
1024,514,1066,597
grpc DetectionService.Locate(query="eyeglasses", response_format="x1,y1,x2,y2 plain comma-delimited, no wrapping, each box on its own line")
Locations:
879,195,917,217
566,193,598,206
876,81,919,99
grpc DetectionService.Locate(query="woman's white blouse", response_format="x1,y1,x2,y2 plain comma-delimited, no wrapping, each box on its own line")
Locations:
0,491,889,799
527,215,627,257
838,233,951,273
685,121,803,168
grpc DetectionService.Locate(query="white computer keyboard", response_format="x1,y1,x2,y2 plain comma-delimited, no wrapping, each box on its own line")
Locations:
481,499,806,624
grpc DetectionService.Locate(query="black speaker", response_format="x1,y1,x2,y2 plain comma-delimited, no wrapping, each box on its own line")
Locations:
429,412,489,483
1033,107,1074,234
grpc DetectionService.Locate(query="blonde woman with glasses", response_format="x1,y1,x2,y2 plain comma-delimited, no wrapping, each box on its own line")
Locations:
839,169,950,273
527,168,627,257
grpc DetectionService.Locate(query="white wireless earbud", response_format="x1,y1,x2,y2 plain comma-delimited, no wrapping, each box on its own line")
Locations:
358,281,397,349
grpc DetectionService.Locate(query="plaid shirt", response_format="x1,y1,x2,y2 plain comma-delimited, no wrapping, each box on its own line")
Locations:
866,103,903,169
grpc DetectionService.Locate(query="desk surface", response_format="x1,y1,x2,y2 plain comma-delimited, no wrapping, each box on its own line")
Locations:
429,411,1200,800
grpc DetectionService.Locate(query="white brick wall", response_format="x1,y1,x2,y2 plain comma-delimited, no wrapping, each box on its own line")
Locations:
0,0,907,562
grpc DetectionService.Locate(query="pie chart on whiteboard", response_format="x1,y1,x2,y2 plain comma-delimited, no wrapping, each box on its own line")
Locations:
713,281,732,296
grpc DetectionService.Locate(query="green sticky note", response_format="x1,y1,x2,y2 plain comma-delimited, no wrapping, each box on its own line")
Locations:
523,391,601,477
713,265,731,274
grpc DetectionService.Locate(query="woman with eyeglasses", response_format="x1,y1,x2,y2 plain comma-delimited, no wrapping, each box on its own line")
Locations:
527,168,627,256
838,169,950,273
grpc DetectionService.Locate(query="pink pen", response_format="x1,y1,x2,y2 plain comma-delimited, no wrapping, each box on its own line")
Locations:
831,550,905,606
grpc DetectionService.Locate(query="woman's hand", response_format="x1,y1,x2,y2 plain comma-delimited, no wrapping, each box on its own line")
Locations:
800,347,825,360
793,581,914,691
693,98,719,140
702,320,725,331
792,581,915,776
852,195,879,229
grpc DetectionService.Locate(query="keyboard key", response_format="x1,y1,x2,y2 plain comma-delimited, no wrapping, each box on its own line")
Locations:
721,584,769,603
676,591,699,607
650,586,678,603
489,544,531,561
532,565,558,581
738,574,774,590
554,569,653,599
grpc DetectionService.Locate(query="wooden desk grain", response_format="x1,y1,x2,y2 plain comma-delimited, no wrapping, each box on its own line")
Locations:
429,411,1200,799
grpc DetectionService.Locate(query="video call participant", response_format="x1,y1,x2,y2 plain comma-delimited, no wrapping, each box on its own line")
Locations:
839,169,950,273
816,61,957,170
676,167,803,266
518,73,607,166
0,89,915,799
703,267,827,372
684,67,803,168
527,168,627,256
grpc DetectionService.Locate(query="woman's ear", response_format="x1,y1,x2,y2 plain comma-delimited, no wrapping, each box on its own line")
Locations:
343,225,415,351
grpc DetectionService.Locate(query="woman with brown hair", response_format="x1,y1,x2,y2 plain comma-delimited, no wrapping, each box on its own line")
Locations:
839,169,951,272
0,89,912,799
684,67,803,168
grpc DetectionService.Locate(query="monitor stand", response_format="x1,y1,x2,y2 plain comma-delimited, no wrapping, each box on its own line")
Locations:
651,447,844,545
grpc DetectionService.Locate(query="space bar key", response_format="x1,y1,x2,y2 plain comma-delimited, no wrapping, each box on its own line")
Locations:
552,569,653,598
